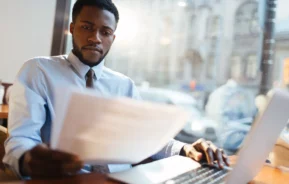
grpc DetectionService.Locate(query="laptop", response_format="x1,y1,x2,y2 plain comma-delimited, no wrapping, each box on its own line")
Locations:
109,89,289,184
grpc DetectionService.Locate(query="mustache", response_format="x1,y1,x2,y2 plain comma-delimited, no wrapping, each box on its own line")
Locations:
82,45,103,54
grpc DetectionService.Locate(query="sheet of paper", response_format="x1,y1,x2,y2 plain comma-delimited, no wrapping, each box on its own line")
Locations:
51,88,190,165
109,156,201,184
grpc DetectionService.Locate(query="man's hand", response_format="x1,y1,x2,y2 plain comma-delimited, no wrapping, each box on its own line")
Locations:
21,144,84,178
181,139,230,168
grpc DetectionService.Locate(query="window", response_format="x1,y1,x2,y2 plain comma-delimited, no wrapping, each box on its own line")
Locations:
235,1,259,36
206,55,215,79
62,0,289,153
231,56,243,79
246,55,258,79
207,16,221,37
250,9,259,33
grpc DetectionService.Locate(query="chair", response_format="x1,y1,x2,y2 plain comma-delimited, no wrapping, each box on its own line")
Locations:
0,125,20,181
1,83,12,127
2,83,13,105
0,125,7,170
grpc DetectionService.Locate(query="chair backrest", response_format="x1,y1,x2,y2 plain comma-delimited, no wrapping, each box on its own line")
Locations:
0,127,20,181
0,125,7,170
2,83,13,105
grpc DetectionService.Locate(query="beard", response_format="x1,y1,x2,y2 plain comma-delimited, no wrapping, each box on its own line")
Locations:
72,37,109,67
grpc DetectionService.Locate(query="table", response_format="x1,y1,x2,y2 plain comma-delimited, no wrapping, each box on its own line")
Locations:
251,165,289,184
10,164,286,184
0,105,8,119
25,173,116,184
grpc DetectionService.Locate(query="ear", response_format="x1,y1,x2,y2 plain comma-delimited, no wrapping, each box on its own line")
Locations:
112,34,116,42
70,22,74,34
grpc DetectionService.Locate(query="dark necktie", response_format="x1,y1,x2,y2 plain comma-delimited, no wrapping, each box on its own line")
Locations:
86,69,95,88
85,69,110,172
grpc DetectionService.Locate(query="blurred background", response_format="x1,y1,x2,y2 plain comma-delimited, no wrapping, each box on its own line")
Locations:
1,0,289,154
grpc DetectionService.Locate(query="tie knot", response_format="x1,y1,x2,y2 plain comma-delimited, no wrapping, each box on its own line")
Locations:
86,69,95,78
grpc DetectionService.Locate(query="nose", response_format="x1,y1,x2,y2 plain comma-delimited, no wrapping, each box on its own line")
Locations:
88,31,102,44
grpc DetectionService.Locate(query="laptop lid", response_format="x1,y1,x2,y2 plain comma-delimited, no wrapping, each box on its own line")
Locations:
226,89,289,184
109,89,289,184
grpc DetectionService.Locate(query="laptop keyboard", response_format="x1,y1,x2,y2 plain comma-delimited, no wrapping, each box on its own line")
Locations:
162,165,229,184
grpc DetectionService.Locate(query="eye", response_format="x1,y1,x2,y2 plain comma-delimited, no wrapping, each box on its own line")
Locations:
81,25,92,30
102,31,112,36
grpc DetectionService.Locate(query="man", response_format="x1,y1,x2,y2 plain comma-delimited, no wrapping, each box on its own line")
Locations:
3,0,229,178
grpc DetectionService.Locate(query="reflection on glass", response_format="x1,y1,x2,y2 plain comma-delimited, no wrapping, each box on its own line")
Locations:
235,1,259,36
63,0,289,150
231,56,242,79
246,55,258,79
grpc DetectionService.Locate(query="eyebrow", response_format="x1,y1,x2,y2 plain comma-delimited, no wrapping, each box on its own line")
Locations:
80,21,94,25
103,26,114,32
80,21,114,31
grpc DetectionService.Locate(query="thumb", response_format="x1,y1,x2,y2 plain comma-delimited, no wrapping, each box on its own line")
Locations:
191,149,203,161
185,145,203,161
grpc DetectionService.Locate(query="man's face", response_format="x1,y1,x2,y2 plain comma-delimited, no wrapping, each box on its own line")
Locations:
70,6,116,66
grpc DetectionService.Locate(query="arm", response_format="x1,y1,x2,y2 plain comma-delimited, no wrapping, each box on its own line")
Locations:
3,60,83,178
3,60,47,176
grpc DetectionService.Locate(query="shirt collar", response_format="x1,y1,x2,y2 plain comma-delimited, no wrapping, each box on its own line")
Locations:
67,51,104,80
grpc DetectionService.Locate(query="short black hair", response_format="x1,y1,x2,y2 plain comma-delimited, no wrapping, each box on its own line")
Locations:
72,0,119,23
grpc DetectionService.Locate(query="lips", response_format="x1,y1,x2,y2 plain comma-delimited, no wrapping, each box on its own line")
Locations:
82,47,103,54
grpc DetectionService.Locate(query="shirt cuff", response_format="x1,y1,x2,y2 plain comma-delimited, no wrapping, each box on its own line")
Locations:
171,140,187,156
3,140,37,178
3,147,28,179
151,139,187,160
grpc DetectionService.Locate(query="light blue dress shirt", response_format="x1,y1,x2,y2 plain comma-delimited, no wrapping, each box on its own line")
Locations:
3,52,186,176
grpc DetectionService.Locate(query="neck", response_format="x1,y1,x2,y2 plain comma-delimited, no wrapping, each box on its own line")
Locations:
72,49,102,67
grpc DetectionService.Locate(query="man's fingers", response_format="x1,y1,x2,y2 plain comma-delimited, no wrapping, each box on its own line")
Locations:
193,139,230,168
200,141,214,165
205,148,214,165
183,144,203,161
50,150,81,162
29,144,48,157
28,159,83,177
189,148,203,161
30,144,81,162
206,142,225,168
62,161,84,173
221,150,230,166
214,145,230,166
28,161,65,177
208,142,230,167
25,144,84,177
215,149,224,168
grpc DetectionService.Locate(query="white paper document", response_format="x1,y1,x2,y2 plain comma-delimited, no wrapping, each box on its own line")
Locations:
51,89,190,165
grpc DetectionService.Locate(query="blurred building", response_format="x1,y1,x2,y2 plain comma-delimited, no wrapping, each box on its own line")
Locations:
66,0,289,91
274,18,289,85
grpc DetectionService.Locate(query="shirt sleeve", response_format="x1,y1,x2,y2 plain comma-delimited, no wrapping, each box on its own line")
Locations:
3,59,47,177
127,81,187,159
151,139,186,160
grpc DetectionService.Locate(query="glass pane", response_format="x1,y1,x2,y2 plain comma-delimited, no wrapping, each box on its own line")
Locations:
246,55,258,79
64,0,289,154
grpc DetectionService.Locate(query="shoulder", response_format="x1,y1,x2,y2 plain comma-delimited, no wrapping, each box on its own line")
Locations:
15,56,67,96
17,55,68,83
22,55,67,69
102,67,140,99
102,66,134,84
